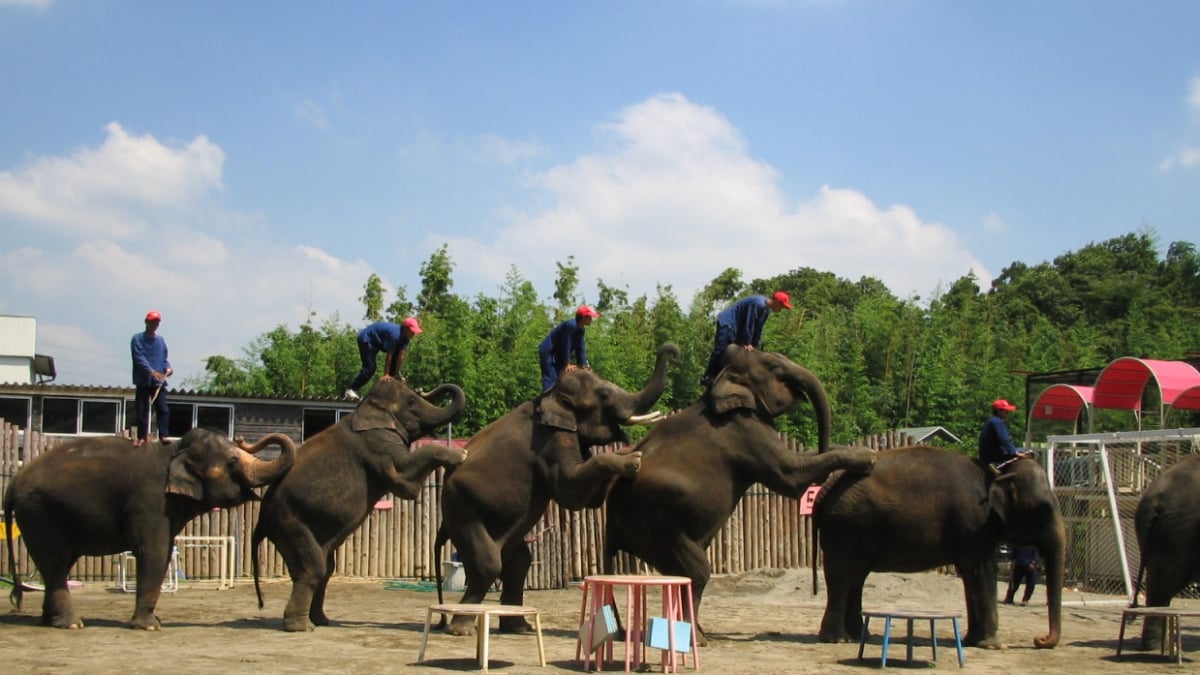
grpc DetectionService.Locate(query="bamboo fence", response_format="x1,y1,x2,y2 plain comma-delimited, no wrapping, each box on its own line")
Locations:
0,419,914,589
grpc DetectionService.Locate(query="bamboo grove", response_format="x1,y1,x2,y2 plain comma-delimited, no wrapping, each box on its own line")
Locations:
194,230,1200,449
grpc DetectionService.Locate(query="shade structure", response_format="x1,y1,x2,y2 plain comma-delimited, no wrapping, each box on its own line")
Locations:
1092,358,1200,411
1171,384,1200,412
1031,384,1094,421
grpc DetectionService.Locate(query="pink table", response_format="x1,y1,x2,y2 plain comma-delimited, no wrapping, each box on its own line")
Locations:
576,574,699,673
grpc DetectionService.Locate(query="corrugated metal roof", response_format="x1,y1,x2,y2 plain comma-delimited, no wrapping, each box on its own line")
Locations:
0,382,351,405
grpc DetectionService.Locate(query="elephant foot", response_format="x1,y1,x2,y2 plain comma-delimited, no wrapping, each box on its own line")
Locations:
818,631,853,644
970,636,1007,650
129,613,162,631
44,614,85,629
498,616,533,633
310,610,331,627
446,615,476,636
1139,638,1163,653
283,615,316,632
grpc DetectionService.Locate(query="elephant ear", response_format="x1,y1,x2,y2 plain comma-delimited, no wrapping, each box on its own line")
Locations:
352,397,398,433
709,373,756,415
165,453,204,501
988,474,1016,525
536,392,578,432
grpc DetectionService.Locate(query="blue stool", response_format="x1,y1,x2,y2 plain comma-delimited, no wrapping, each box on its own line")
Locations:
858,608,964,668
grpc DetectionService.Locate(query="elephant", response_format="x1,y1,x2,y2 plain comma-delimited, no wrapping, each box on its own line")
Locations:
814,446,1065,649
603,345,876,644
251,376,467,632
434,343,679,635
1131,454,1200,651
3,429,294,629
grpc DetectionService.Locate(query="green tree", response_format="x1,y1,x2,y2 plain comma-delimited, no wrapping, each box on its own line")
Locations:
360,274,385,322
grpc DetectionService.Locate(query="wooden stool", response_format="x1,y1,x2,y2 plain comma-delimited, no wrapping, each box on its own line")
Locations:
858,609,964,668
1116,606,1200,665
418,603,545,673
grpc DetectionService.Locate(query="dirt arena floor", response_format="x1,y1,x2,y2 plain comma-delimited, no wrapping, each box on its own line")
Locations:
2,568,1197,674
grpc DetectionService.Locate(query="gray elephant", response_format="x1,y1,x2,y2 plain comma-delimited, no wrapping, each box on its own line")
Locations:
434,343,678,635
3,429,295,629
603,346,876,644
252,377,467,631
815,446,1065,649
1132,454,1200,651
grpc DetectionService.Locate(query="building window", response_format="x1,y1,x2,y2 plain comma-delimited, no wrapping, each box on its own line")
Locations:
124,402,234,438
0,396,31,430
42,397,121,435
303,408,350,440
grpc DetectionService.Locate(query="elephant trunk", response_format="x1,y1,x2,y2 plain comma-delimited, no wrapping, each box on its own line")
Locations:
623,342,680,417
785,361,832,453
419,383,467,429
1034,518,1067,649
236,433,296,486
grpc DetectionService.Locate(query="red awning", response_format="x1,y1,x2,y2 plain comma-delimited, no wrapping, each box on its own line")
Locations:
1172,384,1200,412
1092,357,1200,411
1031,384,1094,421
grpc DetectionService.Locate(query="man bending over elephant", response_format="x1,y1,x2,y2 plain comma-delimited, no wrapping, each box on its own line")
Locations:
344,317,423,401
538,304,598,391
700,291,791,387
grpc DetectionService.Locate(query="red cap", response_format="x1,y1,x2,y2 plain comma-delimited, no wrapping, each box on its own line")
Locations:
772,291,792,310
577,305,600,318
401,317,423,335
145,310,162,322
992,398,1017,412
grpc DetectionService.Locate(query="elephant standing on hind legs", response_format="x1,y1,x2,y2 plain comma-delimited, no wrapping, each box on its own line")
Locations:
251,377,467,632
435,343,679,636
1132,454,1200,651
815,446,1064,649
603,346,877,645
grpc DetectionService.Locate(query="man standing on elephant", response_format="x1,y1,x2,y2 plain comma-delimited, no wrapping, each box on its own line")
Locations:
538,305,598,391
978,398,1028,471
701,291,791,387
344,317,423,401
131,310,172,447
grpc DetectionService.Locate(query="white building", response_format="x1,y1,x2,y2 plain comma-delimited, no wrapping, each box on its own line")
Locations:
0,315,54,385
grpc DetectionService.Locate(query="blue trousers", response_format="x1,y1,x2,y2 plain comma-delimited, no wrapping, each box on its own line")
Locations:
135,384,170,441
348,339,380,392
539,348,561,392
702,323,737,383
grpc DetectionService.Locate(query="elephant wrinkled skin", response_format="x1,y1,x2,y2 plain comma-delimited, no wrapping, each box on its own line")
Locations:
815,446,1065,649
604,347,875,644
252,378,466,632
435,343,678,635
3,429,294,629
1132,454,1200,651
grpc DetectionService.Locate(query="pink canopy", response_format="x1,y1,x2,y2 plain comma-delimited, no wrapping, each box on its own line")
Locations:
1091,357,1200,411
1031,384,1094,421
1172,384,1200,412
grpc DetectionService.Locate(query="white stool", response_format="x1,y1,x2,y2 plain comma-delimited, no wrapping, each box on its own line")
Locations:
418,603,545,673
116,547,179,593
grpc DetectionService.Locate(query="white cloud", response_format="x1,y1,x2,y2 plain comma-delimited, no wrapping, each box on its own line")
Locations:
444,93,988,304
0,122,224,238
1159,75,1200,172
982,212,1008,234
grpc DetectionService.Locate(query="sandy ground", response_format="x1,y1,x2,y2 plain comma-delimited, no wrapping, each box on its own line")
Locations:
1,569,1196,674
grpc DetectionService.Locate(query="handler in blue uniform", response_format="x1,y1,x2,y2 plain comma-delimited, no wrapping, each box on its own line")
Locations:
539,305,599,391
344,317,423,400
700,291,791,387
978,398,1028,471
131,310,172,446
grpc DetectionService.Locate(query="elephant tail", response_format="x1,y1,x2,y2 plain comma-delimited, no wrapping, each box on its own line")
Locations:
433,522,449,629
250,522,265,610
3,490,22,611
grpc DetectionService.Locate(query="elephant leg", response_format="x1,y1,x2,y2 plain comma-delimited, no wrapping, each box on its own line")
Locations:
276,522,326,632
959,560,1002,648
21,528,83,628
129,547,170,630
819,558,868,643
390,445,466,499
642,534,712,646
309,550,337,627
1139,559,1189,651
446,522,503,636
497,540,534,633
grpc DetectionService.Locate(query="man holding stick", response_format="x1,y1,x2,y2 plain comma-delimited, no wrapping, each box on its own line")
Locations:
131,310,172,446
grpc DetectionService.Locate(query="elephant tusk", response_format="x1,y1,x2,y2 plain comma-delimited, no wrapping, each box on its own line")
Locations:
627,411,664,425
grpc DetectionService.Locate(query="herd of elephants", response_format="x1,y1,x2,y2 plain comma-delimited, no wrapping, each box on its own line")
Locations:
5,343,1200,657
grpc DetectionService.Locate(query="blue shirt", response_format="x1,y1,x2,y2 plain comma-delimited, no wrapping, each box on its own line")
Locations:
717,295,771,348
978,414,1021,465
539,318,588,369
358,321,410,355
131,332,170,387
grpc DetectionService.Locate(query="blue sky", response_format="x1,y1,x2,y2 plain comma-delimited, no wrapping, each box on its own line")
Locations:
1,1,1197,387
